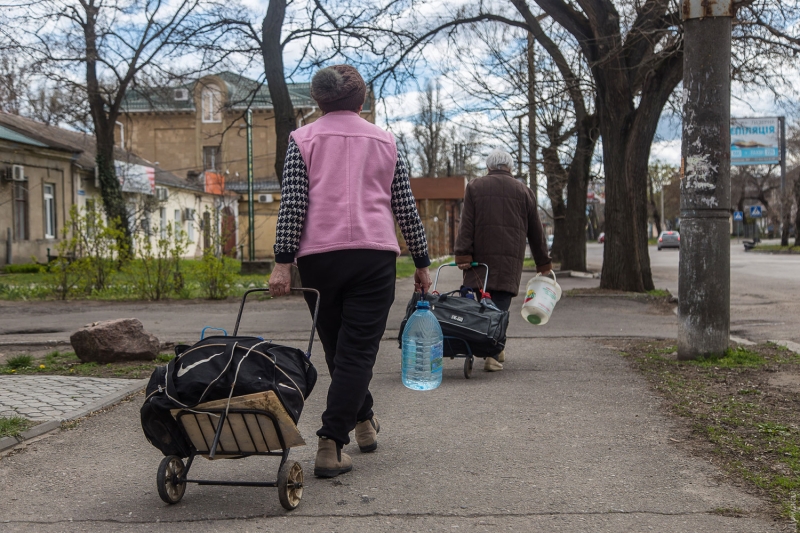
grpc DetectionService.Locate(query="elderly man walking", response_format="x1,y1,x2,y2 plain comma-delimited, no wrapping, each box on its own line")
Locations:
454,149,552,372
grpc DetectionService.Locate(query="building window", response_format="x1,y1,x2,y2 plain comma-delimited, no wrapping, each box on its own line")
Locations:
203,146,220,171
159,207,167,239
174,209,182,236
186,209,195,242
43,183,56,239
13,182,28,240
201,85,222,123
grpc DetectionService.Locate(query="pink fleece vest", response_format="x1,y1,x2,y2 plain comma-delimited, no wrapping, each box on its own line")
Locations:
290,111,400,258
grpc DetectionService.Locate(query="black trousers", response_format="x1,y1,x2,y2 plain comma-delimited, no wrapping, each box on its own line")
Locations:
297,249,396,446
486,289,515,360
488,289,515,313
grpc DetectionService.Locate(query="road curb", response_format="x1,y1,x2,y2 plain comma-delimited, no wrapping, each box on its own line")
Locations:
0,378,147,453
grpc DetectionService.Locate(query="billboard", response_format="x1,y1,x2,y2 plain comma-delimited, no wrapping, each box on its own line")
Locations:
115,161,156,195
730,117,781,166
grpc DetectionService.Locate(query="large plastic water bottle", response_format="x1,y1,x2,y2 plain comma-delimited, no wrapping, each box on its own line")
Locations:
401,300,444,390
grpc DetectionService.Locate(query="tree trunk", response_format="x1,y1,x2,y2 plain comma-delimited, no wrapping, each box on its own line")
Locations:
795,175,800,246
648,173,662,236
560,115,597,272
82,0,130,252
262,0,295,184
542,137,567,264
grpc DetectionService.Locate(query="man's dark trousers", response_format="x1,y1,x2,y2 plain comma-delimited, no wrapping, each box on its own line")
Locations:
298,249,396,446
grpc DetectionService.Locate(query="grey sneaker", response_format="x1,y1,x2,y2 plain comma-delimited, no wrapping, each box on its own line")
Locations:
355,416,380,453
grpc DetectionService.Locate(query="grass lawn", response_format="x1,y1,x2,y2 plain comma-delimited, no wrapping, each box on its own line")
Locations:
396,256,453,279
0,258,269,301
614,339,800,522
1,350,175,380
749,244,800,254
0,416,33,438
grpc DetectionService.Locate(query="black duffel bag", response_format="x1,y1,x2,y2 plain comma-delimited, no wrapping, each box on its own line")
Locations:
398,290,509,358
141,336,317,457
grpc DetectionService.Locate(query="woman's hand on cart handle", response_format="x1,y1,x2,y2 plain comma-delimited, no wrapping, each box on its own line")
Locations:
414,267,432,293
269,263,293,297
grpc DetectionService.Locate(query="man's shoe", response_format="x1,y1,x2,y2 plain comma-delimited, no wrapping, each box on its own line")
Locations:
484,357,503,372
314,438,352,478
355,416,380,453
497,350,506,363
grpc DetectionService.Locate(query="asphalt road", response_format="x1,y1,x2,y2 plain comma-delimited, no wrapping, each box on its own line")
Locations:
587,241,800,343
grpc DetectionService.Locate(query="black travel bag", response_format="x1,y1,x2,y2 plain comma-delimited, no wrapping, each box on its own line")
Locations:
141,336,317,457
398,289,509,358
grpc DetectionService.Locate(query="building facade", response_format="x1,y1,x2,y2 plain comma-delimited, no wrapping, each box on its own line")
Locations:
0,112,235,265
120,72,375,260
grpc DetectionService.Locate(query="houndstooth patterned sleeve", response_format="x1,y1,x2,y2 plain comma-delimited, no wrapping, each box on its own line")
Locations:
273,139,308,263
392,157,431,268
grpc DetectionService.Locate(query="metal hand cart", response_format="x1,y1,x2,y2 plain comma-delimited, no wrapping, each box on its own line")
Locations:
431,262,490,379
156,287,318,511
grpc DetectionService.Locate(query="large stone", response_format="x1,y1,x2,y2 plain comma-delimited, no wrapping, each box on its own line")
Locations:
70,319,159,363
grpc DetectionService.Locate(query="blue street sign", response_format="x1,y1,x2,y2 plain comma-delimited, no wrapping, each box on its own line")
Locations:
749,206,763,218
733,211,743,221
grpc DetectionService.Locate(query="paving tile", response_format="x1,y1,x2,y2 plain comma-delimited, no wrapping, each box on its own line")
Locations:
0,375,141,422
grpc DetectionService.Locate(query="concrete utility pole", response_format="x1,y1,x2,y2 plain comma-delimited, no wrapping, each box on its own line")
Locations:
678,0,733,360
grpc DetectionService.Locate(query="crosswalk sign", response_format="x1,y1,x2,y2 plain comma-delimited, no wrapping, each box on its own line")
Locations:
749,206,763,218
733,211,743,221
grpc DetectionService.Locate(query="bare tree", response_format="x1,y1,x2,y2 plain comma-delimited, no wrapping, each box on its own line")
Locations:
2,0,233,250
413,80,449,177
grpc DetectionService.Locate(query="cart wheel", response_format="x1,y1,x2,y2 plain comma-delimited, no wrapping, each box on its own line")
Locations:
157,455,186,504
278,461,304,510
463,356,473,379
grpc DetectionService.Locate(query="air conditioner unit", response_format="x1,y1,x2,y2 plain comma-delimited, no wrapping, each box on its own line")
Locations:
12,165,25,181
156,187,169,201
174,88,189,101
258,194,274,203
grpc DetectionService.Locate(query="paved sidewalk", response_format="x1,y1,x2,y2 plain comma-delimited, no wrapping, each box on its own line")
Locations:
0,376,143,421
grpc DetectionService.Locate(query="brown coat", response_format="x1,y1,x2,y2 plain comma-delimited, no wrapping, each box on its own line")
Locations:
454,169,551,295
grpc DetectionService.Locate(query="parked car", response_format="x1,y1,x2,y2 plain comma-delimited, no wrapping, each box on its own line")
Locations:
546,235,554,251
598,232,605,244
657,230,680,250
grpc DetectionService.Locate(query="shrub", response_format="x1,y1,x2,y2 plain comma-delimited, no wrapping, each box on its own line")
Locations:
47,204,126,299
196,208,236,299
128,222,188,300
3,264,45,274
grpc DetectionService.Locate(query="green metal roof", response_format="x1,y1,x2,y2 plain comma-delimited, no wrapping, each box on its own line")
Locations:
0,124,48,147
122,71,370,113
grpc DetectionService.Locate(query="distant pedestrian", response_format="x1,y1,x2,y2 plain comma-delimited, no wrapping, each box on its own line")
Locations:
269,64,432,478
454,149,552,372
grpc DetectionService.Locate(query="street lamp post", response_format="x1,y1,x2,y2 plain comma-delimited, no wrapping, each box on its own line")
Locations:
678,0,733,359
246,109,255,262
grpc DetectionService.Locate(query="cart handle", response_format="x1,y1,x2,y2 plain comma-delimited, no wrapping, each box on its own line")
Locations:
433,262,488,293
233,288,320,356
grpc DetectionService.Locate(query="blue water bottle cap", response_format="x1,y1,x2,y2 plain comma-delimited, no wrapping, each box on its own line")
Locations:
416,300,430,309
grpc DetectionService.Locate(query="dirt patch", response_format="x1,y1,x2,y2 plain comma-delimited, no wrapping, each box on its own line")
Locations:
566,288,676,315
769,372,800,394
605,338,800,523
